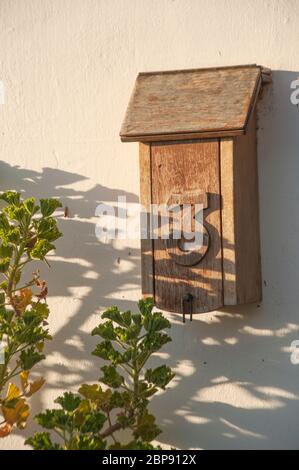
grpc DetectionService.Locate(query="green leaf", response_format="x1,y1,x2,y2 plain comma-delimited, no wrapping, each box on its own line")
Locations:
134,411,161,442
117,413,133,429
4,205,28,223
132,313,142,327
122,348,133,363
81,411,106,433
92,340,123,364
143,332,172,352
102,306,124,326
6,227,20,244
150,312,171,332
109,391,128,409
0,292,5,306
54,392,81,412
34,410,58,429
25,432,62,450
0,243,13,259
91,321,116,340
139,384,158,398
35,409,70,430
22,310,43,326
31,302,50,319
0,212,10,232
19,348,45,370
37,217,62,242
122,310,132,327
30,239,55,259
0,190,21,206
138,297,154,316
75,435,106,450
100,365,124,389
103,308,133,327
40,198,62,217
114,325,140,342
145,365,175,389
23,197,39,215
143,314,152,332
0,307,13,323
0,257,10,273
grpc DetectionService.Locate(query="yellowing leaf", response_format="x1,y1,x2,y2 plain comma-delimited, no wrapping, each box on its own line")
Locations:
2,398,30,427
20,372,45,397
79,384,102,401
12,288,33,313
27,377,45,397
20,371,30,393
77,399,90,414
0,422,12,438
16,401,30,429
74,400,90,426
6,383,21,402
36,342,44,352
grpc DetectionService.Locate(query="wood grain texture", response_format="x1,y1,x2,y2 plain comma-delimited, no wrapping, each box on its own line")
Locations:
151,140,223,313
120,65,262,142
121,128,245,143
220,113,262,305
139,143,154,297
220,138,237,305
233,111,262,304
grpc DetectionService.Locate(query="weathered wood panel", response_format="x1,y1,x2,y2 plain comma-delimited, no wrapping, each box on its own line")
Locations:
139,143,154,297
220,138,237,305
233,112,262,303
151,140,223,313
123,128,244,143
220,113,262,305
120,65,261,142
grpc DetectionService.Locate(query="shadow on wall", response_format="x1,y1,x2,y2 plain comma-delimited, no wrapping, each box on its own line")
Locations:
0,160,142,443
1,70,299,450
151,70,299,450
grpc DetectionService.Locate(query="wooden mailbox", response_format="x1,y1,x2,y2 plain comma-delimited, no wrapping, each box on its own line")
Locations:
120,64,271,317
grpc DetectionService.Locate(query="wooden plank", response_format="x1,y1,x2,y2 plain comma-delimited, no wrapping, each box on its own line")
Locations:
220,113,262,306
139,143,154,297
120,65,262,142
151,140,223,313
138,63,259,77
220,138,237,305
121,128,245,143
233,111,262,304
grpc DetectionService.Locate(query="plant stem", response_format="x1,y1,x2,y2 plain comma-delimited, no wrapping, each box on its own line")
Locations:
107,411,117,444
100,421,122,439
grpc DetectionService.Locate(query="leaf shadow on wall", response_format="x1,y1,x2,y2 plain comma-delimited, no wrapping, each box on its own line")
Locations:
0,161,142,443
1,70,299,450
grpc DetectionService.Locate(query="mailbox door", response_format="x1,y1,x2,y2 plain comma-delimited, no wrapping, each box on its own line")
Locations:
151,140,223,313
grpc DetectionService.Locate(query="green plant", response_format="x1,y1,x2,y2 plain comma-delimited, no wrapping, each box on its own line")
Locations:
26,298,175,450
0,191,62,437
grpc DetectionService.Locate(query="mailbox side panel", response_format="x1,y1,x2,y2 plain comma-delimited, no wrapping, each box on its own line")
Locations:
139,143,154,297
151,140,223,313
220,138,237,304
233,112,262,304
220,112,262,305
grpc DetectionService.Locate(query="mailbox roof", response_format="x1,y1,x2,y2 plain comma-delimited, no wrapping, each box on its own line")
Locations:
120,64,270,142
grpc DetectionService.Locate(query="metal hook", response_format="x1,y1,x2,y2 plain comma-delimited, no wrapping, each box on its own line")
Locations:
181,293,193,323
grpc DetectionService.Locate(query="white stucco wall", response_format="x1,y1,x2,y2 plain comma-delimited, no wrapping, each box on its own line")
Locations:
1,0,299,450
